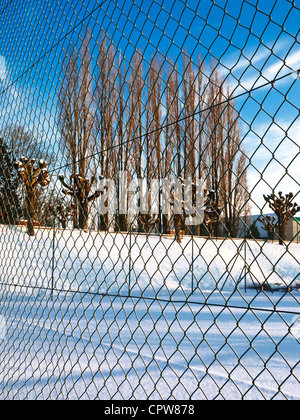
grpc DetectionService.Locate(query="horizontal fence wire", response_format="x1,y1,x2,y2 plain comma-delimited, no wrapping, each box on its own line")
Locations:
0,0,299,400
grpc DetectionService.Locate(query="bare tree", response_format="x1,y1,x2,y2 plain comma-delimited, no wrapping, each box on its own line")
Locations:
14,157,50,236
95,33,117,231
56,201,75,229
263,192,300,244
162,62,177,233
58,174,106,231
219,90,250,237
258,215,277,240
164,61,185,236
56,36,251,238
204,70,250,237
113,53,127,232
182,53,197,180
130,51,146,233
196,54,206,182
58,31,97,228
1,124,52,164
204,68,225,236
144,54,163,233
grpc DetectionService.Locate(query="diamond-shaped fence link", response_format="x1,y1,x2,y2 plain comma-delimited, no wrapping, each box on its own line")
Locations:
0,0,299,400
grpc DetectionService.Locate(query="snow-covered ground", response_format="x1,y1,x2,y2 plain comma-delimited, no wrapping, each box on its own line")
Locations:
2,226,300,295
0,226,299,399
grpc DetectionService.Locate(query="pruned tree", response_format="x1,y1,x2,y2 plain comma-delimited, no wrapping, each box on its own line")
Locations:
1,125,53,220
47,194,75,229
258,215,277,240
57,202,76,229
58,174,106,231
263,192,300,245
203,189,222,237
169,178,204,243
14,157,50,236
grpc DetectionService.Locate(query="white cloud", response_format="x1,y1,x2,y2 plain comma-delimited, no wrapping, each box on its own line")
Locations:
220,36,300,96
245,118,300,211
0,56,6,81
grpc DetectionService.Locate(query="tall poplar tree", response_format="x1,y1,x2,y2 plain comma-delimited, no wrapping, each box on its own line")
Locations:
58,31,97,229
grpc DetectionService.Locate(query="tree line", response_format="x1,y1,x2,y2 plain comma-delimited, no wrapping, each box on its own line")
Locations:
57,31,250,238
0,31,251,239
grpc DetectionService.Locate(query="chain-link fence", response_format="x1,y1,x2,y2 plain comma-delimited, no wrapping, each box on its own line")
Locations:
0,0,299,400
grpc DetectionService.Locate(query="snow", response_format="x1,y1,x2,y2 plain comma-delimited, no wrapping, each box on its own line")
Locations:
0,225,299,400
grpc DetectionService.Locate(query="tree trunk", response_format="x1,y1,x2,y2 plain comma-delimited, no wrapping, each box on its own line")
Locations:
78,201,89,231
278,221,287,245
26,192,35,237
115,213,128,232
174,214,182,243
98,212,108,232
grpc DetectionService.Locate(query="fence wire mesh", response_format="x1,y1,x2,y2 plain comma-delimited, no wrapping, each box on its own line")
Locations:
0,0,299,400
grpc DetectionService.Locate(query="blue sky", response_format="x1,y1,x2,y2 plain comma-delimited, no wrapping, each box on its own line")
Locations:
0,0,299,212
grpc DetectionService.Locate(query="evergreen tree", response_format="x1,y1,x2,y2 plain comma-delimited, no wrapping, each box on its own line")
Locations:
247,221,261,239
0,138,20,224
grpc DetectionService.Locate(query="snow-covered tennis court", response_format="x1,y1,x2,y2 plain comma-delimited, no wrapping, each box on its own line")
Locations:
0,226,299,399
